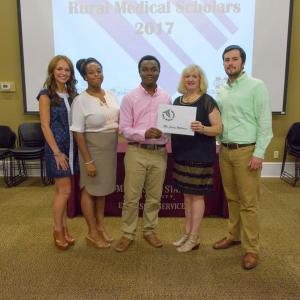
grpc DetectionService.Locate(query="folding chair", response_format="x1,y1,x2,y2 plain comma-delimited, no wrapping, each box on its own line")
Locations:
0,125,16,187
280,122,300,186
9,122,51,186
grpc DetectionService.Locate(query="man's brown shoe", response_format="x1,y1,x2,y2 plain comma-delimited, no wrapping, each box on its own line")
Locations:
114,236,133,252
243,253,258,270
144,232,163,248
213,237,241,250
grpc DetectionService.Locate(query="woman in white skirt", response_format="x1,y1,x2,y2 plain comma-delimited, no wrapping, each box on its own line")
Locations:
71,58,119,249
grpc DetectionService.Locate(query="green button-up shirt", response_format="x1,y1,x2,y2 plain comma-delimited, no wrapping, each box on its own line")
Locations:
217,73,273,158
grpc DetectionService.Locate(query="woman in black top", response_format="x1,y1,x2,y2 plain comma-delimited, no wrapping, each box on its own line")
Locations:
171,65,222,252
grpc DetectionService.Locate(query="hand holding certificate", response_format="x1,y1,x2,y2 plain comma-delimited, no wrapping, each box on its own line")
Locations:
157,104,197,136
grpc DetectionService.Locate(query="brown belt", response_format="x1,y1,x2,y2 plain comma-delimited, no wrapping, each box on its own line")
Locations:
128,142,166,150
222,143,256,150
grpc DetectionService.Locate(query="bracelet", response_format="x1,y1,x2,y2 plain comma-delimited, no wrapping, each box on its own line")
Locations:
202,126,205,134
84,160,94,165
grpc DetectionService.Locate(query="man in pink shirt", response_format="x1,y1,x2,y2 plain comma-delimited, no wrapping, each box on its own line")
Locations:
115,55,171,252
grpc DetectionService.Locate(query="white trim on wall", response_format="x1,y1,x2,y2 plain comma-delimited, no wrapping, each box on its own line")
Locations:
261,162,295,177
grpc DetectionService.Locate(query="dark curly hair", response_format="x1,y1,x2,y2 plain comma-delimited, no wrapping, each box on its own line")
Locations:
76,58,102,79
138,55,160,71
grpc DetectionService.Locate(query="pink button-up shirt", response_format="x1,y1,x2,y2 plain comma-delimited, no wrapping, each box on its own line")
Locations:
119,85,171,144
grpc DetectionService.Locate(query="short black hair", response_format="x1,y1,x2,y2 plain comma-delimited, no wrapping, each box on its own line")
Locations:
76,57,102,78
138,55,160,71
222,45,246,63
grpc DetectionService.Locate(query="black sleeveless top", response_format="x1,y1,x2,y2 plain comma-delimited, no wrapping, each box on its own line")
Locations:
171,94,219,163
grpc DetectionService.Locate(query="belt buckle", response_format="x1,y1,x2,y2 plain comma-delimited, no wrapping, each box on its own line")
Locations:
228,143,238,150
135,143,164,150
141,144,155,150
148,144,164,150
150,144,159,150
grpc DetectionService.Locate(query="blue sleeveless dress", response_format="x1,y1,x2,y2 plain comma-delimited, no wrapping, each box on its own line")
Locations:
37,89,79,178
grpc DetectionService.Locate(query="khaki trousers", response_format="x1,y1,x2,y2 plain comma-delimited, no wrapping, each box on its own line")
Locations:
220,145,261,254
121,145,167,239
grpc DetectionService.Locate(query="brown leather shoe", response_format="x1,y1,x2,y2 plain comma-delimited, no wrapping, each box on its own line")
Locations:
114,236,133,252
243,252,258,270
144,232,163,248
213,237,241,250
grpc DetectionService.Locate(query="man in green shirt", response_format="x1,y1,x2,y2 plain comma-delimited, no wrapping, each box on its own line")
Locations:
213,45,273,270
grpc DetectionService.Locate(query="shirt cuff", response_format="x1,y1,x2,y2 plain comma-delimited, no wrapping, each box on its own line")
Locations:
70,126,84,133
133,129,146,142
253,147,265,159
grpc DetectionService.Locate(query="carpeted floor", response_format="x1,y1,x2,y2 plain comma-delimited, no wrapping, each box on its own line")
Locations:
0,178,299,300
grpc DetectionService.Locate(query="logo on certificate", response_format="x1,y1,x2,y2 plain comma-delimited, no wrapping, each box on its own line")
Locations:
162,109,175,121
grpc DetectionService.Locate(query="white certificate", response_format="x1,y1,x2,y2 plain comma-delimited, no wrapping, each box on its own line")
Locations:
157,104,197,136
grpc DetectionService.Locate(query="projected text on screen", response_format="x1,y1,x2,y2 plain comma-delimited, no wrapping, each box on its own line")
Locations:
52,0,255,100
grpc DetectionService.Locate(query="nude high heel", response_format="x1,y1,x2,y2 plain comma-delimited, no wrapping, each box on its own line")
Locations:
97,227,114,243
86,235,110,249
176,234,200,253
173,233,190,247
53,230,69,250
63,226,75,246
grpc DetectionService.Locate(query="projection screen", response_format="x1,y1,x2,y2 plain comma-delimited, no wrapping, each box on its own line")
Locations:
18,0,293,114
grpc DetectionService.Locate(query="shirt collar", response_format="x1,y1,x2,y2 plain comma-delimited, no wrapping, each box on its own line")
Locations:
139,84,159,97
226,72,247,87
